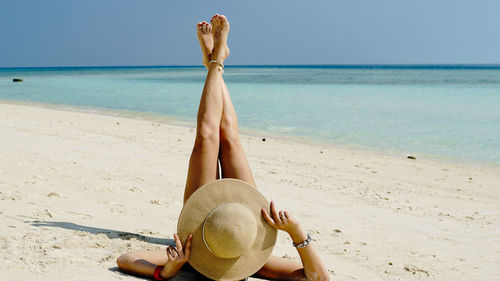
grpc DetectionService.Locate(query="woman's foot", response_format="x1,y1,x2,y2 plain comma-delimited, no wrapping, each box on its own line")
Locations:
210,14,230,63
196,21,213,69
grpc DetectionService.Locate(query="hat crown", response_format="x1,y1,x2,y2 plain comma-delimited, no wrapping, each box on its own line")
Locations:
203,203,257,259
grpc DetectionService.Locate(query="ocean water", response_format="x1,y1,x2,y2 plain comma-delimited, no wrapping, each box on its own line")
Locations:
1,66,499,163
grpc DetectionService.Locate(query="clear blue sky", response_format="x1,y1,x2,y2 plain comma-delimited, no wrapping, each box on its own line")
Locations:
2,0,500,67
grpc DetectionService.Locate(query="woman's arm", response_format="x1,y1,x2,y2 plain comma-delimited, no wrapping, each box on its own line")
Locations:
255,255,305,280
116,233,192,280
260,201,330,281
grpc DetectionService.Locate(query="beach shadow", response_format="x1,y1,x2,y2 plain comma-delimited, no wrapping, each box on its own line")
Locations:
29,221,209,280
30,221,261,281
29,221,173,246
109,266,211,281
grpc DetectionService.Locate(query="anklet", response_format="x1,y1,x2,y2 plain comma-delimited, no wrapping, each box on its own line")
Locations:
209,59,224,69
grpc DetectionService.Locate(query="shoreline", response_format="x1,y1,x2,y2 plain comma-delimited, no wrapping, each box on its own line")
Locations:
1,102,499,280
1,99,498,170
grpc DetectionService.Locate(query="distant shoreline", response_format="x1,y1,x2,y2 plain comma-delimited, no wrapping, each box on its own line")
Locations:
2,64,500,70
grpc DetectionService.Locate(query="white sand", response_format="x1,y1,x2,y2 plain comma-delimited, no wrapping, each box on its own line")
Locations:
0,102,499,280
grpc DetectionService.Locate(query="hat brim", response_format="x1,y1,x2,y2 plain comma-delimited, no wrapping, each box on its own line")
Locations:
177,179,277,281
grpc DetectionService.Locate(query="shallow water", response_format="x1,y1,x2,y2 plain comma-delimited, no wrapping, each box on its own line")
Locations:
1,65,499,163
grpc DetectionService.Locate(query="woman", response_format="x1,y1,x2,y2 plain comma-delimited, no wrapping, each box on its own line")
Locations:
116,14,329,281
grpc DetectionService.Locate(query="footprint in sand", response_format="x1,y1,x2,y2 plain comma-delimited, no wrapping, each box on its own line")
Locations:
25,175,48,185
98,201,126,214
150,200,164,205
98,255,114,263
403,265,430,276
47,192,60,198
138,229,160,235
67,211,93,219
32,209,53,218
129,186,142,192
331,229,342,236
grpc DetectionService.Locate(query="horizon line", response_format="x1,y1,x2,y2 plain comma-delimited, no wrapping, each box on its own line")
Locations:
2,63,500,70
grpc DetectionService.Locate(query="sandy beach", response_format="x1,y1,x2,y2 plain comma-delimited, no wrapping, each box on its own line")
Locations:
0,102,499,281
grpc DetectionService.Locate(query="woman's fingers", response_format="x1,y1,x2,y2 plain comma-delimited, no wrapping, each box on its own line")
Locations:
166,246,175,260
174,233,183,253
184,234,192,259
284,211,291,220
167,233,192,263
263,201,294,231
279,210,286,221
261,208,275,226
171,246,178,255
270,201,282,224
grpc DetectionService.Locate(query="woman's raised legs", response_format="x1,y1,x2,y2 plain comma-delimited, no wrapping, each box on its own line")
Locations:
183,14,230,203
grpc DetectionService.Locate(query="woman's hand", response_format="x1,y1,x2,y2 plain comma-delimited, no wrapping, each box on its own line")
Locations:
262,201,330,281
261,200,301,235
160,233,192,279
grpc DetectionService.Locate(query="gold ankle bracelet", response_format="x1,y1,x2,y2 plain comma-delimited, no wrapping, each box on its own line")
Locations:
209,59,224,69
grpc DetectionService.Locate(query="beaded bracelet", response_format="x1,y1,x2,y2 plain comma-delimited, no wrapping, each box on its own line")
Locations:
209,59,224,69
292,233,312,248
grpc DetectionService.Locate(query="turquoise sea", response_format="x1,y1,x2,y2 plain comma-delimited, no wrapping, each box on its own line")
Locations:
1,65,499,163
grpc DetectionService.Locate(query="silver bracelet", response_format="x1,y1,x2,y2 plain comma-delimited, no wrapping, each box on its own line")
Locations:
292,233,312,248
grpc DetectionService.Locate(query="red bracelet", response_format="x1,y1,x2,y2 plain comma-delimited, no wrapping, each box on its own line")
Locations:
153,265,164,280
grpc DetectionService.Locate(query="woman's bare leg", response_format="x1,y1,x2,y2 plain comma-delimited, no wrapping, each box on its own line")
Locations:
196,21,222,181
219,78,257,187
183,15,230,203
195,17,255,187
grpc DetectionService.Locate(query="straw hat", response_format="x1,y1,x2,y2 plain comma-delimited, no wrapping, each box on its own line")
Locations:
177,179,277,280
